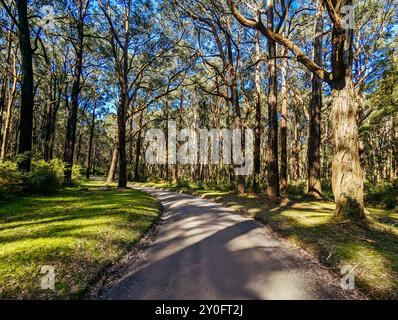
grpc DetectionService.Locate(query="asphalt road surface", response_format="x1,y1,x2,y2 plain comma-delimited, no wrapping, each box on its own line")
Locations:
99,186,359,300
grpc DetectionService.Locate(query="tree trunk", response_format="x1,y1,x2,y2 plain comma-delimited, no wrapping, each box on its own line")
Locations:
107,144,118,183
86,99,96,179
307,1,323,198
44,89,60,161
1,54,17,161
64,6,84,184
331,3,365,220
294,118,300,180
134,110,144,181
16,0,34,172
117,83,128,188
0,20,13,135
280,45,288,191
266,1,280,199
164,101,170,181
226,23,245,194
253,30,261,193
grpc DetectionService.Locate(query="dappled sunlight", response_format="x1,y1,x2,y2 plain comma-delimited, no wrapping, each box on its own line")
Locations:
0,181,160,299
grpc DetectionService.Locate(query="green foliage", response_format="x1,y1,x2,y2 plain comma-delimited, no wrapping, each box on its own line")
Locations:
0,159,86,198
321,179,334,199
0,161,23,201
176,179,191,189
285,181,306,197
72,164,82,185
365,179,398,209
23,159,65,194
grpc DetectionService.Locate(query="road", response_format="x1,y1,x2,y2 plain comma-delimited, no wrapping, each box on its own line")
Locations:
99,186,358,300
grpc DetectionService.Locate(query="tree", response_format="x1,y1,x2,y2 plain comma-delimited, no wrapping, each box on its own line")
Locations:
307,0,323,198
63,0,89,184
227,0,366,221
1,0,35,171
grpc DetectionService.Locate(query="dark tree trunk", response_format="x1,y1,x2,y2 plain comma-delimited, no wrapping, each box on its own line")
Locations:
307,2,323,198
44,91,60,161
294,116,301,180
164,101,170,181
266,0,280,199
253,30,261,193
134,110,144,181
16,0,34,171
64,5,84,184
117,83,128,188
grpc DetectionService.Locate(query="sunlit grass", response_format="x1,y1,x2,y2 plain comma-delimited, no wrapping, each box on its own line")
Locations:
0,180,160,299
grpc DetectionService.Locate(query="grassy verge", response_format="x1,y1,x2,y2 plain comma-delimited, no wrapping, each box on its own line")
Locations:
0,180,160,299
141,181,398,299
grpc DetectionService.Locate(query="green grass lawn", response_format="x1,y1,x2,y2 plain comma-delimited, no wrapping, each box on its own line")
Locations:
141,181,398,299
0,180,160,299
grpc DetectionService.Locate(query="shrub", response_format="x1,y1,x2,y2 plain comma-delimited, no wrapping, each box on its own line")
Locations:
23,159,64,194
0,161,23,201
0,161,23,186
285,181,306,196
365,179,397,209
176,179,190,188
72,164,81,185
321,179,334,199
383,195,397,210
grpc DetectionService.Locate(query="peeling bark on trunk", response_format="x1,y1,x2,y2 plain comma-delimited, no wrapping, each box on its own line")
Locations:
331,4,365,220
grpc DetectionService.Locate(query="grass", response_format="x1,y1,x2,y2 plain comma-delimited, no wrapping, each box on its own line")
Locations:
0,179,160,299
141,180,398,300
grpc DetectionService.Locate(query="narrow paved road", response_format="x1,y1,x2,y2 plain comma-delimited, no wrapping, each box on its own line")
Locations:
100,186,357,300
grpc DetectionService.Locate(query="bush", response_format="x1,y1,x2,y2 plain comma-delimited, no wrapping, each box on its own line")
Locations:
285,181,306,196
0,161,23,201
383,195,397,210
23,159,64,194
176,179,190,188
365,179,397,209
321,179,334,199
72,164,81,185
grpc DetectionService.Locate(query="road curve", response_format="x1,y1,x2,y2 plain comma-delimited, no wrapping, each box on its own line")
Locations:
100,186,357,300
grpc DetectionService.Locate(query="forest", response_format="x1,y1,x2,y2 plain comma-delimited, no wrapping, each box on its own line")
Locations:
0,0,397,301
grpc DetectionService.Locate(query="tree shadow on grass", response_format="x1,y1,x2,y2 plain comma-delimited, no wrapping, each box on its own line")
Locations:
0,186,160,299
253,201,398,299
